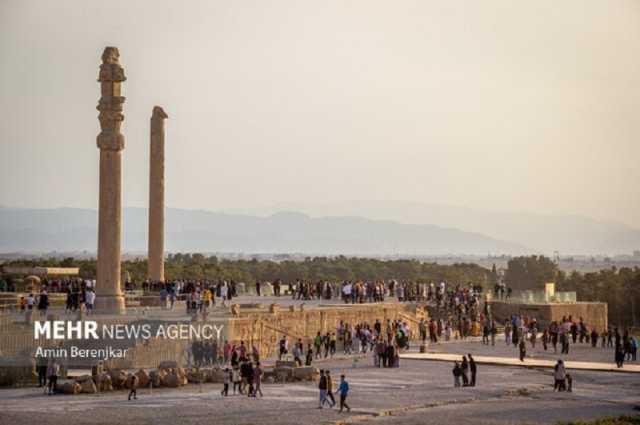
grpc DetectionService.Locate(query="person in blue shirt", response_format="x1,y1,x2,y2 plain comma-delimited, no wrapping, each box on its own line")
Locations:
337,374,351,413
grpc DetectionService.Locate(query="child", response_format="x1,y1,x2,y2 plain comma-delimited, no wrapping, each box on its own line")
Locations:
453,361,462,387
566,374,573,392
221,367,231,396
232,366,241,395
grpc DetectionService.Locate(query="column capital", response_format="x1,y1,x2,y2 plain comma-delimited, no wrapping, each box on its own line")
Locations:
98,47,126,82
96,47,126,152
152,106,168,120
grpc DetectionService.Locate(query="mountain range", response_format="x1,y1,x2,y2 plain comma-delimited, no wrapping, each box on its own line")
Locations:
1,203,638,255
0,207,526,255
224,201,640,255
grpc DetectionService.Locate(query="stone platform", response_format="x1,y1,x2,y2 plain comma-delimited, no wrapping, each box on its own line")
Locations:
1,349,638,425
0,300,426,372
401,352,640,373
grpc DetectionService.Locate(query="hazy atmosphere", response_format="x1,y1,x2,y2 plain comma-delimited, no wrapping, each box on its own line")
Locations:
2,5,640,424
1,0,640,254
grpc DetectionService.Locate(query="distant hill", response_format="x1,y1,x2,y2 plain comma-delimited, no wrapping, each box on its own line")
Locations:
225,201,640,255
0,207,527,255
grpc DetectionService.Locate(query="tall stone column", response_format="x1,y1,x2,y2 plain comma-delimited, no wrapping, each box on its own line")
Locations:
95,47,126,314
148,106,168,282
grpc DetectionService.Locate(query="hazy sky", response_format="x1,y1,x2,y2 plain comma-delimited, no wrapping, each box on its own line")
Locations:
1,0,639,228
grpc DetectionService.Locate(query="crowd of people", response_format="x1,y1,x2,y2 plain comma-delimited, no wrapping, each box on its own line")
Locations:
187,336,354,407
13,274,637,411
501,314,638,367
16,280,97,316
158,280,240,312
34,357,60,396
452,354,477,387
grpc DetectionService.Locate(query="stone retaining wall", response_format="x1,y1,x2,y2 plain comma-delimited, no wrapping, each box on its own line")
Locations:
490,301,608,331
227,303,424,358
0,303,425,380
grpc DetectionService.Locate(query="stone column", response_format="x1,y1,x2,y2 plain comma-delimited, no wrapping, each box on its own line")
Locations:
148,106,168,282
95,47,126,314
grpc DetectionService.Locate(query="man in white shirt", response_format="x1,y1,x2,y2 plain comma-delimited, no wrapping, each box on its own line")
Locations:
85,289,96,313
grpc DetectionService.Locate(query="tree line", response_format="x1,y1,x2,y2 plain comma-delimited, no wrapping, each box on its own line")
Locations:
4,254,638,326
505,255,640,327
4,254,496,288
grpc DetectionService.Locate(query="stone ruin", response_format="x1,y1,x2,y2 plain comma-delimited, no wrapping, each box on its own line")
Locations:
53,359,319,396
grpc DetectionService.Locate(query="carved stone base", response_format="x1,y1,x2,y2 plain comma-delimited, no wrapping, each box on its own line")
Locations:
94,295,126,314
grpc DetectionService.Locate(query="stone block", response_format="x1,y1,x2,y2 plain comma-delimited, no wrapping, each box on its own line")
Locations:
97,373,113,391
108,369,127,389
124,373,139,389
135,369,150,388
75,374,93,383
187,368,205,383
274,366,293,382
162,373,178,387
158,360,178,370
208,368,225,383
292,366,319,381
61,381,81,395
80,379,97,394
149,369,165,387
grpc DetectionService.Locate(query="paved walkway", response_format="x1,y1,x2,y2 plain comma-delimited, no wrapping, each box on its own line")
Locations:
400,352,640,373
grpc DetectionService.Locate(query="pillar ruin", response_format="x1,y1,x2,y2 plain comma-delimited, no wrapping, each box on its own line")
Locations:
148,106,168,282
95,47,126,314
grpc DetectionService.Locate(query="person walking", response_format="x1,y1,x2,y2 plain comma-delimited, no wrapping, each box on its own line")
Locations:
46,360,59,395
326,371,336,407
128,373,139,401
36,356,47,388
221,367,231,396
615,344,625,368
37,288,49,317
232,365,241,394
278,335,288,361
469,354,477,387
553,360,566,391
240,360,254,396
253,362,263,397
559,330,569,354
461,356,469,386
566,373,573,392
314,332,323,360
452,361,462,387
519,338,527,362
318,370,329,408
305,345,313,366
85,288,95,314
292,340,303,367
337,374,351,413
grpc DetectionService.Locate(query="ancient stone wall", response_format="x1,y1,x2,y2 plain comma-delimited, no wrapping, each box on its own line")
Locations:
226,303,424,358
0,303,425,376
490,301,608,331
